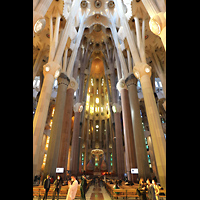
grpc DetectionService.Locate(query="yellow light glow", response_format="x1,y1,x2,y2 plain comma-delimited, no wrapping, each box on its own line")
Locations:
42,154,47,166
96,97,99,104
50,119,53,129
51,107,55,117
90,106,94,114
45,136,50,150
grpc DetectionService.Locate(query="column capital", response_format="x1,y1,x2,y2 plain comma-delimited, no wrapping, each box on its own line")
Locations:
112,103,122,113
73,102,84,113
43,61,61,79
125,73,137,87
149,12,166,36
67,77,78,91
133,62,152,80
33,11,46,34
58,72,70,86
116,78,128,93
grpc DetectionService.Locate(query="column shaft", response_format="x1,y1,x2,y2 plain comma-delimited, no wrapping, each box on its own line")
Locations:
125,73,151,180
140,74,166,189
33,73,54,178
120,88,138,182
35,0,53,17
43,73,70,178
114,112,124,179
105,118,110,172
57,88,74,170
70,111,81,175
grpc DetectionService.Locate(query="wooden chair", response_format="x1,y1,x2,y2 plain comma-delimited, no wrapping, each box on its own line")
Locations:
126,189,139,199
111,188,126,199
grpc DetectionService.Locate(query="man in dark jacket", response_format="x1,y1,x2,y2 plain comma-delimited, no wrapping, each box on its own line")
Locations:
43,175,51,200
52,176,62,200
80,175,87,199
138,178,147,200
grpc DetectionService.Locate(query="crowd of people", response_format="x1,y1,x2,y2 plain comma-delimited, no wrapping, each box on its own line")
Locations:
109,177,162,200
137,178,160,200
35,174,163,200
41,174,87,200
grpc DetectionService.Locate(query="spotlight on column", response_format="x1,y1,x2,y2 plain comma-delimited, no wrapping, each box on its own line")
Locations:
112,105,117,113
78,105,83,113
54,69,61,79
133,68,140,79
44,65,50,72
144,65,151,73
34,18,46,34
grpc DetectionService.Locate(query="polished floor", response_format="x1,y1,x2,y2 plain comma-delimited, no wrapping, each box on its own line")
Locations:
33,184,112,200
86,185,112,200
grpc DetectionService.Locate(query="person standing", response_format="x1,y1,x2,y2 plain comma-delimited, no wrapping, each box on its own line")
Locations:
152,180,159,200
66,175,78,200
146,179,156,200
43,175,51,200
138,178,147,200
52,176,62,200
80,175,87,200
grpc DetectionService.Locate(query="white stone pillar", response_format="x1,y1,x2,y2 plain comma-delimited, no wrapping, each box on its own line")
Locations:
33,0,53,33
43,72,70,178
149,12,166,50
141,0,166,50
113,0,141,65
33,61,61,178
133,63,166,189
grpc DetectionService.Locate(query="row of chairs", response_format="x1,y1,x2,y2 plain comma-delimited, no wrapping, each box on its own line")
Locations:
104,182,166,199
33,185,81,199
33,179,93,199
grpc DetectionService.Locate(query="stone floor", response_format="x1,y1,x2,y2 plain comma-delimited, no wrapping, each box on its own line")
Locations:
86,185,112,200
33,184,112,200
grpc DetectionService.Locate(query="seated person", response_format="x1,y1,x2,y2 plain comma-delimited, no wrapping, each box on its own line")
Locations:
109,180,114,184
125,180,134,185
113,180,120,194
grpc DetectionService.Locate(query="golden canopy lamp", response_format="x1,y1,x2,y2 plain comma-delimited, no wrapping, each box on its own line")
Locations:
91,149,104,167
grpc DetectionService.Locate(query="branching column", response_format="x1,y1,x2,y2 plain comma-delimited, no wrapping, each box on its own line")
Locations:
43,72,70,178
125,73,151,180
133,63,166,189
33,61,61,178
117,78,137,182
141,0,166,50
70,102,84,175
33,0,53,33
108,58,125,179
112,103,124,179
57,78,78,177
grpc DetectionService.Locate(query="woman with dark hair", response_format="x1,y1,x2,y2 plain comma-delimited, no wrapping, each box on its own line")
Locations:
137,178,147,200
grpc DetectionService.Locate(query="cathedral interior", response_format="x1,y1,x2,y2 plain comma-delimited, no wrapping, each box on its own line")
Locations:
33,0,166,190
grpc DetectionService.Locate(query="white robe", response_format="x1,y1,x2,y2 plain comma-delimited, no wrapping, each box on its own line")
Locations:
66,180,78,200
